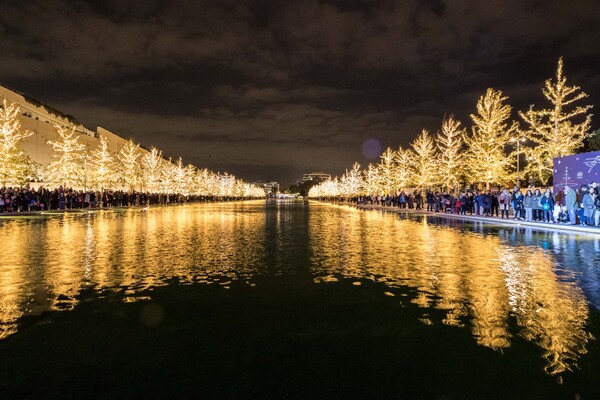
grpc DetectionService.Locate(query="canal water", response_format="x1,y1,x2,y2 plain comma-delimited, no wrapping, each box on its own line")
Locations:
1,200,599,398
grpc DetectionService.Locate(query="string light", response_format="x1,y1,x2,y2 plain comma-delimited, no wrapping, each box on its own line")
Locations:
89,135,115,193
117,140,142,192
436,116,465,192
464,88,518,190
520,57,593,185
45,124,86,188
0,99,34,186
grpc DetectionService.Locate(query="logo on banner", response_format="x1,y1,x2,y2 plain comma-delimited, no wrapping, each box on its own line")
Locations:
583,155,600,173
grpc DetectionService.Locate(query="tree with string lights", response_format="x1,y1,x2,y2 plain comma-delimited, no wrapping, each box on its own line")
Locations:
195,168,211,196
464,88,518,190
0,99,33,187
11,154,41,187
436,116,466,192
172,157,187,194
218,172,236,197
376,147,397,195
116,139,142,191
89,135,115,193
411,129,438,191
394,146,414,191
340,162,363,198
45,124,86,188
141,146,164,192
520,58,593,184
362,163,380,195
172,158,197,196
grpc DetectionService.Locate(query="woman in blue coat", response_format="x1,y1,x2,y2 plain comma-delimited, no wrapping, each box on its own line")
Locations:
539,190,555,223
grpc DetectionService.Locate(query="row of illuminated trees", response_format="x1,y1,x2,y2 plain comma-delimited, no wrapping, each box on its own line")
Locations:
0,102,264,198
309,58,593,198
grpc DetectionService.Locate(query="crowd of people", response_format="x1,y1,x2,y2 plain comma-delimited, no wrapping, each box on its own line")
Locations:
0,185,254,213
345,182,600,227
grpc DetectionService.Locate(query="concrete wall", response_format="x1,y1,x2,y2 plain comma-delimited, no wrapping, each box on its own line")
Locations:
1,84,156,188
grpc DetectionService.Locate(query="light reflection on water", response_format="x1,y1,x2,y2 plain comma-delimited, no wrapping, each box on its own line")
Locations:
0,200,599,376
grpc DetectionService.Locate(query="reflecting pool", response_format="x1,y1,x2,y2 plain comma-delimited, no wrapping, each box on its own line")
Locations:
1,201,599,398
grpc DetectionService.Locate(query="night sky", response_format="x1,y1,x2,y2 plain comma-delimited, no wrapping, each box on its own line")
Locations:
1,0,599,185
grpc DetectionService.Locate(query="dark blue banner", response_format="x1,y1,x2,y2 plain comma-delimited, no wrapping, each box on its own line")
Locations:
553,151,600,193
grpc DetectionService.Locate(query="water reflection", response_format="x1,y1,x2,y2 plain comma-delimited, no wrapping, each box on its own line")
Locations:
308,204,598,375
0,203,267,339
0,201,599,377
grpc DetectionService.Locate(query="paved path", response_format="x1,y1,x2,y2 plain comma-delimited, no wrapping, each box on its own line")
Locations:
340,202,600,236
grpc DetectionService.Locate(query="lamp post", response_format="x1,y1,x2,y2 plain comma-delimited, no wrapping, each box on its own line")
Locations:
510,137,526,187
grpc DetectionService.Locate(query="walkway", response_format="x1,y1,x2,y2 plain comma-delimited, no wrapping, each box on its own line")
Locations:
342,202,600,236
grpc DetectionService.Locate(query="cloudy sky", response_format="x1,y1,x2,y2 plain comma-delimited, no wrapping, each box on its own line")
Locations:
1,0,599,184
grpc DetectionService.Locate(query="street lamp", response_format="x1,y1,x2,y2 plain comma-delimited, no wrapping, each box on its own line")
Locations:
510,137,526,187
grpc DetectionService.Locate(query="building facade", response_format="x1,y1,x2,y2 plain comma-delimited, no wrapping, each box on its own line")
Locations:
297,172,331,185
252,181,280,195
1,84,154,188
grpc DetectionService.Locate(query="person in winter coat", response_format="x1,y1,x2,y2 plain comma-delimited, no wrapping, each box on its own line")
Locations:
513,189,524,220
563,186,578,225
426,191,434,211
498,189,511,219
523,190,534,221
581,187,597,226
473,191,481,215
539,190,555,223
578,184,589,225
491,190,499,217
482,191,491,216
531,189,542,221
466,192,474,215
414,191,422,210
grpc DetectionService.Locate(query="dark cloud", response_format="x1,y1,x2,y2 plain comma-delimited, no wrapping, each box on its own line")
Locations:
1,0,599,184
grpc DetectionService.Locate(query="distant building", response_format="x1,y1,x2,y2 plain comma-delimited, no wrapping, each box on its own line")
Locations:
0,84,159,188
297,172,331,185
252,181,280,195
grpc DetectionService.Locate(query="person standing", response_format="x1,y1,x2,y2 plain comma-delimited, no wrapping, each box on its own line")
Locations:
539,190,555,223
513,188,524,220
531,189,542,221
466,191,474,215
563,186,578,225
491,189,499,217
523,190,534,221
498,189,511,219
473,191,483,215
426,191,433,211
578,184,589,225
582,187,597,226
482,191,491,216
415,190,422,210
